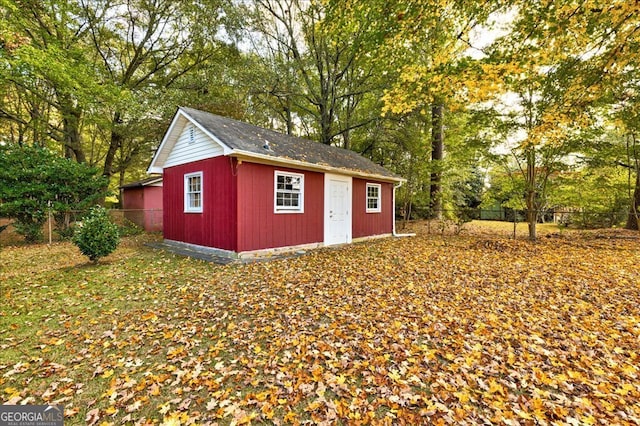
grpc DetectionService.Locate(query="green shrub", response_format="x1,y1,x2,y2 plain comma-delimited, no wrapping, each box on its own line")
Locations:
14,219,45,243
73,206,120,262
0,145,108,244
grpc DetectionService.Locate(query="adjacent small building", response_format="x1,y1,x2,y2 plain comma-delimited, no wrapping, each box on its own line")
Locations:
120,176,163,232
147,107,404,258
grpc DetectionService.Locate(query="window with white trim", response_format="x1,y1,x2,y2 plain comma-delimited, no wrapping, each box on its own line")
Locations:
366,183,381,213
274,171,304,213
184,172,203,213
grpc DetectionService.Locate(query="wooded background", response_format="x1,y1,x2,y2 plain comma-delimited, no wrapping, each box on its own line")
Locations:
1,0,639,239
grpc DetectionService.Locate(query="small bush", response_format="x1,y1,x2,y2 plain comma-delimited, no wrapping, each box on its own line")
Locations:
73,206,120,262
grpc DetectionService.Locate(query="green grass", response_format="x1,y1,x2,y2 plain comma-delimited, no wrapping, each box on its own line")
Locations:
467,219,561,235
2,230,640,424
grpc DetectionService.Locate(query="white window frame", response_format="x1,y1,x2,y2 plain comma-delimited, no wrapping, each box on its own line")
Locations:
184,172,203,213
274,171,304,213
366,183,382,213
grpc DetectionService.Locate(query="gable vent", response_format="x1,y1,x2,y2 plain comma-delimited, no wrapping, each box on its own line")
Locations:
188,126,195,144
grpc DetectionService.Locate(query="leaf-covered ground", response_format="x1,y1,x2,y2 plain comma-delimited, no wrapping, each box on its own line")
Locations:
1,228,639,425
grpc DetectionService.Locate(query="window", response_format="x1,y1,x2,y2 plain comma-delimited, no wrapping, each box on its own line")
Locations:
366,183,381,213
184,172,203,213
274,171,304,213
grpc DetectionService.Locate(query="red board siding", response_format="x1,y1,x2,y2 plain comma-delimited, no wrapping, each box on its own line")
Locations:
142,186,163,232
122,187,145,231
122,186,163,232
236,163,324,252
352,179,393,238
163,157,237,251
143,186,163,210
122,187,145,211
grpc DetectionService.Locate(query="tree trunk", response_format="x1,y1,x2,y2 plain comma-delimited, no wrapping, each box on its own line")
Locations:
103,111,123,178
625,171,640,230
284,105,293,135
59,95,86,163
318,100,333,145
525,147,537,240
430,102,444,219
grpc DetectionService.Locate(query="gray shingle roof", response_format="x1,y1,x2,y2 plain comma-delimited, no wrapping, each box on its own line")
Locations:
180,107,402,181
120,176,162,189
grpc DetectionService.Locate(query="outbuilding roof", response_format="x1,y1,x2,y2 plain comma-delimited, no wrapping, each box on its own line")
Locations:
148,107,404,183
119,176,162,189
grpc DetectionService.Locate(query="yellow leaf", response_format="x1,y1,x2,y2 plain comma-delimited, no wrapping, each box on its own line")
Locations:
3,387,19,395
141,312,158,322
283,411,298,422
104,406,118,416
454,390,470,404
567,370,583,380
388,370,402,382
515,409,533,420
615,383,635,396
487,379,505,396
255,391,269,402
261,403,275,419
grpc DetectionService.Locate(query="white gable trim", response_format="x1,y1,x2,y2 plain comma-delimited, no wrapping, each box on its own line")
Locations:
147,109,233,174
164,124,223,168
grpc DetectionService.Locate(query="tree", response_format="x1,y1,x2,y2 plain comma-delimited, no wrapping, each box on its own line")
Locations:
578,124,640,230
625,133,640,230
476,0,640,238
0,145,107,242
80,0,235,178
246,0,385,147
372,0,502,220
608,68,640,230
0,0,240,186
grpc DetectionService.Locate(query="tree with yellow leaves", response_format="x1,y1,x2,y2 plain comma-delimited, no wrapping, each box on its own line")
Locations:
494,0,639,238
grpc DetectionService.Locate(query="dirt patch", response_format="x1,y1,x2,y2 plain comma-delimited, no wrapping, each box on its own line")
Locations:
0,218,21,246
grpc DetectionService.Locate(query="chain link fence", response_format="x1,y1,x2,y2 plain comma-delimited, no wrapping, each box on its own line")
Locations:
399,207,631,229
395,207,636,238
0,209,163,245
1,207,636,245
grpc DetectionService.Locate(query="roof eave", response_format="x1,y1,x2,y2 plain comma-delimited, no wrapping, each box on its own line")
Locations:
147,109,182,174
119,176,163,189
231,150,405,183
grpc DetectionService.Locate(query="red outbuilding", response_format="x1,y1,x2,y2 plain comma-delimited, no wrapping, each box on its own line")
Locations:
120,176,163,232
148,107,405,259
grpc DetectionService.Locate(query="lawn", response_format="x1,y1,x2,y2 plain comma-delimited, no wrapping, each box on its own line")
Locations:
1,226,639,425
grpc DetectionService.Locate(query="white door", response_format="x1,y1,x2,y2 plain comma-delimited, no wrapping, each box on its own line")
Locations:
324,174,352,246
